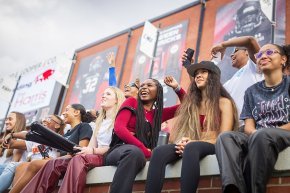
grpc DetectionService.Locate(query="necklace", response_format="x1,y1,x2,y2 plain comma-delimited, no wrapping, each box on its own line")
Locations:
262,77,284,92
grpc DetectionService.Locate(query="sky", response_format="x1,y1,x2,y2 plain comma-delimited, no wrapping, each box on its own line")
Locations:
0,0,195,78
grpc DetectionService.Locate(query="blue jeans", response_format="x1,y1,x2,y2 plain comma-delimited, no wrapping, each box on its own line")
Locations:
0,163,7,173
0,162,19,193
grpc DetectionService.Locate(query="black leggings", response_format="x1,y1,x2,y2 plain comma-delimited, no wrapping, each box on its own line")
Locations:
145,141,215,193
105,144,146,193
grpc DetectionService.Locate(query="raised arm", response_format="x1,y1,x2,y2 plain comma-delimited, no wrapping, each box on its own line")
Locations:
181,49,194,81
107,52,117,87
162,76,186,121
211,36,260,63
164,75,186,102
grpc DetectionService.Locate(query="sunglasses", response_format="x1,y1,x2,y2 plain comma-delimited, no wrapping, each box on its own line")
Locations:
232,48,246,54
124,82,139,89
255,49,281,59
44,117,61,125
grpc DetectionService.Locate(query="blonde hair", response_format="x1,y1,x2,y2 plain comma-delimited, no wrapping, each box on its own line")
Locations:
92,87,125,138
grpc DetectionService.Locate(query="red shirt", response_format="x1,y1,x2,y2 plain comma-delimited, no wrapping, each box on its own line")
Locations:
114,88,185,158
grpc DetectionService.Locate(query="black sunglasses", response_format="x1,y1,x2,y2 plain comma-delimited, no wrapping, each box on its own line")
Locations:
125,82,139,89
233,48,247,54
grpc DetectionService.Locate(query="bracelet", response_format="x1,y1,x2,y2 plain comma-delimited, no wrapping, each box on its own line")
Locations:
174,85,181,92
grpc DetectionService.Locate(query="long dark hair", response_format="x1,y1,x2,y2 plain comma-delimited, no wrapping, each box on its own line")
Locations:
70,104,93,123
171,71,238,142
135,78,163,149
273,44,290,72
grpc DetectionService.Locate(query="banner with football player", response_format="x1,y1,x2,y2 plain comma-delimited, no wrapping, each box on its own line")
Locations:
213,0,286,83
131,20,188,107
68,47,118,110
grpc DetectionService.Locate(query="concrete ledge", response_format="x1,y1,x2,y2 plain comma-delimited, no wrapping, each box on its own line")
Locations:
86,147,290,184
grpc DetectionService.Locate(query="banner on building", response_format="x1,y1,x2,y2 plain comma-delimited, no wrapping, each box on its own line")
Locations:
140,21,159,58
213,0,285,83
0,76,17,102
53,52,74,86
131,20,188,107
68,47,118,110
10,59,57,113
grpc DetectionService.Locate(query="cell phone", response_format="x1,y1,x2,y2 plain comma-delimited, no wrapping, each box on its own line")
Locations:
182,48,195,68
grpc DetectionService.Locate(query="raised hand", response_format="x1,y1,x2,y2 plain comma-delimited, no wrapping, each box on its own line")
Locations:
164,76,179,90
210,43,225,60
106,52,116,67
181,49,194,64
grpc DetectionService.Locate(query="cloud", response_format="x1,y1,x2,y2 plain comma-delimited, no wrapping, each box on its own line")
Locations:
0,0,195,77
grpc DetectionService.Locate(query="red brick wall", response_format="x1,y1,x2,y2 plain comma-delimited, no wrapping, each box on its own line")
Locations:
75,175,290,193
62,0,290,111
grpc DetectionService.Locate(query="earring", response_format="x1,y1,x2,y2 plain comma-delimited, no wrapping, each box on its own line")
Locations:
283,63,286,67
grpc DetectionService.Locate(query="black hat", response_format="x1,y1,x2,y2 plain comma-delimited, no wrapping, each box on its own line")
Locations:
186,61,221,77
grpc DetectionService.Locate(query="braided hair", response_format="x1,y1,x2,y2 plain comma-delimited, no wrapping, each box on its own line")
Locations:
135,78,163,149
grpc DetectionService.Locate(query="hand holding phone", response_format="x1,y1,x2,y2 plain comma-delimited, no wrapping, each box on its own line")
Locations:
182,48,195,68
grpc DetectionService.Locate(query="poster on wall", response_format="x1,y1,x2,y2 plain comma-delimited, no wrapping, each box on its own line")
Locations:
10,59,57,113
131,20,188,107
68,47,118,110
5,55,72,127
213,0,285,83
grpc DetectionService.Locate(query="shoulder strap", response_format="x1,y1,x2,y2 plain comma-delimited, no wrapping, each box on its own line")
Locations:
115,106,136,118
108,106,136,149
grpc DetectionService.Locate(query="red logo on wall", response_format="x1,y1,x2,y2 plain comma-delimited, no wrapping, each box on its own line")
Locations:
35,69,55,83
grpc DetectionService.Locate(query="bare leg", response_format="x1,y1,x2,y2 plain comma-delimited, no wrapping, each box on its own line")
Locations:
9,159,49,193
12,162,30,186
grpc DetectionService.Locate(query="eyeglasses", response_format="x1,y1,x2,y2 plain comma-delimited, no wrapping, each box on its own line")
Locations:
124,82,139,89
44,117,61,125
255,49,281,59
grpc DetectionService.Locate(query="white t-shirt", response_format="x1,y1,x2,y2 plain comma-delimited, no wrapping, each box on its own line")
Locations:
223,59,264,124
0,139,27,164
0,149,13,164
25,141,58,161
96,119,113,147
